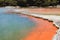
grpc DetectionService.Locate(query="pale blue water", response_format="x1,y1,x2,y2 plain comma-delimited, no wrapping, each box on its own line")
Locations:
0,8,35,40
0,8,9,13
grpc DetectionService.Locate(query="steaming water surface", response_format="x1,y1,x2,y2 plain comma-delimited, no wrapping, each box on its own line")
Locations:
0,8,35,40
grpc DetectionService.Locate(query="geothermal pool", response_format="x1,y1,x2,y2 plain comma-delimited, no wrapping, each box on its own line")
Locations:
0,8,58,40
0,8,35,40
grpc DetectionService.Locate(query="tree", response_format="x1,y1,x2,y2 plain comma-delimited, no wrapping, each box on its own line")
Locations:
0,0,59,7
0,0,17,6
4,0,17,6
49,0,58,7
17,0,27,7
